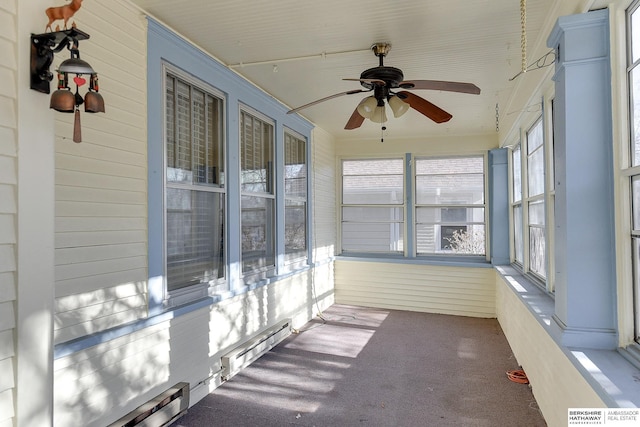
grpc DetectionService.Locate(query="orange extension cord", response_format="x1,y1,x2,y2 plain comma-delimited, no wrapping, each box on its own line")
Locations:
506,369,529,384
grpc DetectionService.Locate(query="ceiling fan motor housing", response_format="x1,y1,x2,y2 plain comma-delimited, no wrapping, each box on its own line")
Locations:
359,66,404,90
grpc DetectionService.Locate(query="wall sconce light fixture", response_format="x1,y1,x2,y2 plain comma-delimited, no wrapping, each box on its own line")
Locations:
31,28,105,143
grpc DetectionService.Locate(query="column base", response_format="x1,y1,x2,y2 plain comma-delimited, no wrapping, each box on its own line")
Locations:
551,315,618,350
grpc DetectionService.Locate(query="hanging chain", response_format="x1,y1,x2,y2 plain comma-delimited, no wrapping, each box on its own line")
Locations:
520,0,527,73
495,103,500,132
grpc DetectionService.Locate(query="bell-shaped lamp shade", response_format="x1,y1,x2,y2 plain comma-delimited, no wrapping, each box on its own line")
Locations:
356,96,377,119
388,95,410,118
369,105,388,123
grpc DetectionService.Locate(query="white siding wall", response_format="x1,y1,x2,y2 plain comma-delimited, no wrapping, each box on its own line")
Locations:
311,127,337,262
54,266,334,427
495,274,605,427
335,260,496,317
53,0,148,344
0,1,17,426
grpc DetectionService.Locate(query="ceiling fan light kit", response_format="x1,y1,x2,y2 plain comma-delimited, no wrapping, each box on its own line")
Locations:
287,42,481,131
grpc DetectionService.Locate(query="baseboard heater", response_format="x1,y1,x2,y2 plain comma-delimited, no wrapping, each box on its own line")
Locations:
107,382,189,427
221,319,291,381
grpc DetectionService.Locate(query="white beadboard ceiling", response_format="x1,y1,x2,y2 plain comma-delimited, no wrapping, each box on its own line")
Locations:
129,0,598,141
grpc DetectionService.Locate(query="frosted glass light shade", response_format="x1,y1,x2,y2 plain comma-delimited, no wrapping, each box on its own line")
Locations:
389,95,410,117
369,105,388,123
356,96,377,119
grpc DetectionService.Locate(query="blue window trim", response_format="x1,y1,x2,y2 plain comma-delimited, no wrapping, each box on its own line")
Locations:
146,18,312,316
55,17,314,359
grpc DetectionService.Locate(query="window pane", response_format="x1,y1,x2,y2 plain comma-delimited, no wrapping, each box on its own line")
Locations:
342,223,404,253
166,188,225,291
527,120,543,154
415,157,484,205
342,159,404,205
529,226,546,277
416,224,485,255
512,145,522,203
414,156,485,256
631,67,640,166
514,205,523,264
241,112,274,193
415,207,485,255
341,207,403,253
528,200,545,226
241,195,274,272
341,159,404,254
633,176,640,229
633,7,640,63
285,134,307,199
166,76,224,186
285,133,307,260
415,207,485,223
285,200,306,256
343,207,404,222
165,71,226,298
527,120,544,197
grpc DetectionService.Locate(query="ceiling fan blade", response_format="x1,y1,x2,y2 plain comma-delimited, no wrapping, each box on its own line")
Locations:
342,78,386,85
287,89,369,114
399,80,481,95
397,91,452,123
344,108,365,130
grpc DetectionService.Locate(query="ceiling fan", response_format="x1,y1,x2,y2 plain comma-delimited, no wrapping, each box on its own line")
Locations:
287,42,481,130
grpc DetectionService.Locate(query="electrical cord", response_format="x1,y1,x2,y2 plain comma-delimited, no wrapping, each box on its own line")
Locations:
506,369,529,384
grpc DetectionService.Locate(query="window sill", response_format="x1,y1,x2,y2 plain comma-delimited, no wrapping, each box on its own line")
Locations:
495,265,640,408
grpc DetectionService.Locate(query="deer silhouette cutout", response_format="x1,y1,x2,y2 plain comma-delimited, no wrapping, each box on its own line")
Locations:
45,0,83,32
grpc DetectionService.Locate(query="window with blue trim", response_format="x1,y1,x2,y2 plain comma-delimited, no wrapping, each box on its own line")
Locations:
284,131,308,264
339,155,486,258
240,108,276,280
164,69,227,298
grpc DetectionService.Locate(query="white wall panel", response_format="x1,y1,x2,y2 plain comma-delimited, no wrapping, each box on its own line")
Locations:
0,3,16,426
495,274,604,427
53,0,148,342
335,259,495,317
54,266,334,427
311,127,337,261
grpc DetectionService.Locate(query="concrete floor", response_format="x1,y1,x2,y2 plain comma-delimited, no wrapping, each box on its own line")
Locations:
173,304,547,426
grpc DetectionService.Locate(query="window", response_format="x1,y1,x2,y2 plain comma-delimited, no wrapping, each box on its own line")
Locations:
341,158,404,254
284,131,308,263
512,144,524,264
415,156,485,256
165,71,226,295
627,1,640,343
510,113,554,289
240,109,275,277
526,119,546,278
339,155,486,258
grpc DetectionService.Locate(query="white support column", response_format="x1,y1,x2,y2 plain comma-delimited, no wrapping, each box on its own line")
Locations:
16,2,56,426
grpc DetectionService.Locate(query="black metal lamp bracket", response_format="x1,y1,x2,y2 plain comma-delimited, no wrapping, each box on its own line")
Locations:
30,28,90,94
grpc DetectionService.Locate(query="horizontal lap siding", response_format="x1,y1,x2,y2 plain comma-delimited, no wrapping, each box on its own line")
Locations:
335,259,496,317
0,2,16,426
311,128,337,261
53,0,148,344
54,268,334,427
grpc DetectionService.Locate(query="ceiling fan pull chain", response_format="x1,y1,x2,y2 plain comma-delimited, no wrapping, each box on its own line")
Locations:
520,0,527,73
